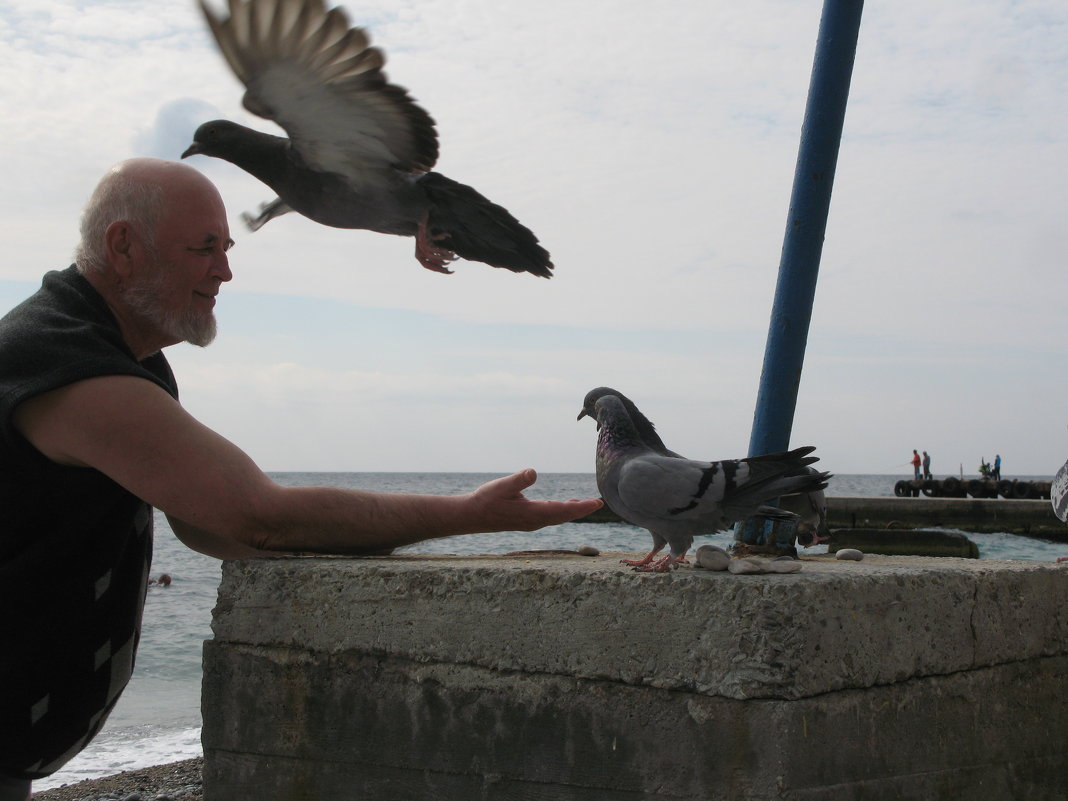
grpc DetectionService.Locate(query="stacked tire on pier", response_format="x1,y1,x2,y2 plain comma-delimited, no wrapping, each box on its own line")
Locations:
893,478,1051,499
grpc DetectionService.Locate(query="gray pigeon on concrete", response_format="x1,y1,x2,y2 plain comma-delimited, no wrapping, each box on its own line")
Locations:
579,390,831,572
579,386,832,549
182,0,552,278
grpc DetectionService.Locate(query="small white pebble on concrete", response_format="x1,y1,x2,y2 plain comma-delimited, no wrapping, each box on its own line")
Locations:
577,545,600,556
695,545,730,571
836,548,864,561
726,556,803,575
727,557,764,574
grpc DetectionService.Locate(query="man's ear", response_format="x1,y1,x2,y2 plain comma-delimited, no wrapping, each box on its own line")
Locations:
104,221,136,281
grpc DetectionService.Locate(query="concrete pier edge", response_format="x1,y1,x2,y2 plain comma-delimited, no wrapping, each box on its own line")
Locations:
202,553,1068,800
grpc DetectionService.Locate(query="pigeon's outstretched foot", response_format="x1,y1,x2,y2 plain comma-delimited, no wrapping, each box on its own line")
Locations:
632,553,684,573
620,549,662,567
242,198,292,232
415,217,458,274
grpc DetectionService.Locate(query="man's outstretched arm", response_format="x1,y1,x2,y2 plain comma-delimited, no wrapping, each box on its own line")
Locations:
13,375,602,557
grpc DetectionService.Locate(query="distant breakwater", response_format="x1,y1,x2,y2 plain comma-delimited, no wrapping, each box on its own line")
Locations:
578,495,1067,540
894,477,1051,500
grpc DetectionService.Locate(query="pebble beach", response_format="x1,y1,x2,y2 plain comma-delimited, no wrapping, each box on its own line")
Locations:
32,760,202,801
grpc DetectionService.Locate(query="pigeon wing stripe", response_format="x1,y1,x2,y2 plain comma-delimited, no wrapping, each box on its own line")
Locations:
614,456,723,522
667,460,739,514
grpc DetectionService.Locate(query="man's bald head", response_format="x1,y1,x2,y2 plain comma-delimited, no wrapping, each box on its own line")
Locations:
74,158,224,275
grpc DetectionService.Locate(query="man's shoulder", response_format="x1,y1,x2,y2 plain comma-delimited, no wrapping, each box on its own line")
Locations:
0,266,92,331
0,267,177,418
0,267,116,363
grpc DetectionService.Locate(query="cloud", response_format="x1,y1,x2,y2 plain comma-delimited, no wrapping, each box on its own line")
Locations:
2,0,1067,474
132,98,222,159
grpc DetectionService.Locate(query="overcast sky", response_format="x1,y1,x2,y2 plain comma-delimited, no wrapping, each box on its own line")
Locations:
1,0,1065,477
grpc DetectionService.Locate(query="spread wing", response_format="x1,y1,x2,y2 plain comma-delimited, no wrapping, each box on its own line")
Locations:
198,0,438,176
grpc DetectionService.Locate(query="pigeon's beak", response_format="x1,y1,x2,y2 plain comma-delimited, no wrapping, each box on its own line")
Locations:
577,408,602,430
180,143,201,159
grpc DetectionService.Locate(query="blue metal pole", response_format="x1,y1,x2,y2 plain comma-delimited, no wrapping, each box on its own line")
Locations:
736,0,864,550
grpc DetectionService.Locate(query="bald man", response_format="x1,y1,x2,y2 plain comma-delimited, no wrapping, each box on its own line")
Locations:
0,159,600,796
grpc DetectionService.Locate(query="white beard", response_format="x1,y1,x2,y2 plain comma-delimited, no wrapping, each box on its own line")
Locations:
124,260,217,348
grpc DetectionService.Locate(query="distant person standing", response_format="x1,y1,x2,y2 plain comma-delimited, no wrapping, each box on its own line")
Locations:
993,454,1002,480
922,451,932,480
911,450,922,479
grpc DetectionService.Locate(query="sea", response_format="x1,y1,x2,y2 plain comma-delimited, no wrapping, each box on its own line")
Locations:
33,472,1068,791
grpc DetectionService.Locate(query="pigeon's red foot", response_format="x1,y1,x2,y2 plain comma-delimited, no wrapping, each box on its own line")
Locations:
632,554,682,573
416,217,458,273
621,549,661,567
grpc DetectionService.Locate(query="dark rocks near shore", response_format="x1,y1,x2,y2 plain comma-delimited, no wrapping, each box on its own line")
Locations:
31,759,202,801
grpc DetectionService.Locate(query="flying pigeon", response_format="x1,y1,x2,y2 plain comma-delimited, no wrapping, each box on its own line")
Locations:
182,0,553,278
578,389,831,572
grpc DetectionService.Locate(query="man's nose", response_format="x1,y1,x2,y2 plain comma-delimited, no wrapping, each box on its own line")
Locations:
214,251,233,283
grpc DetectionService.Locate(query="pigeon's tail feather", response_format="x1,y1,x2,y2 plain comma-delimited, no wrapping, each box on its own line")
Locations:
722,446,831,517
754,505,800,522
744,445,818,468
727,471,831,511
420,172,553,278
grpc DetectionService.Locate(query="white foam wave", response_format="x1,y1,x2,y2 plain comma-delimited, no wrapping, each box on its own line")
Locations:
33,726,202,792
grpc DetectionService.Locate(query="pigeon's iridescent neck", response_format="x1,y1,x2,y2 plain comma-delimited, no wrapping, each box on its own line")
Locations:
596,420,640,462
595,430,618,462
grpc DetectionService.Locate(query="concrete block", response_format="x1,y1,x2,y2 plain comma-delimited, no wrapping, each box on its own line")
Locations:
210,553,1068,700
203,554,1068,799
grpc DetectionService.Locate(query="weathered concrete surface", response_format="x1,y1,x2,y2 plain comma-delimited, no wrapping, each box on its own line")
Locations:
202,554,1068,800
209,553,1068,700
203,646,1067,801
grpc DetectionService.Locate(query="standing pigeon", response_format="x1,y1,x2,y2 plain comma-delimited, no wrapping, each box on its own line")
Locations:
578,386,832,549
182,0,552,278
579,390,830,572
